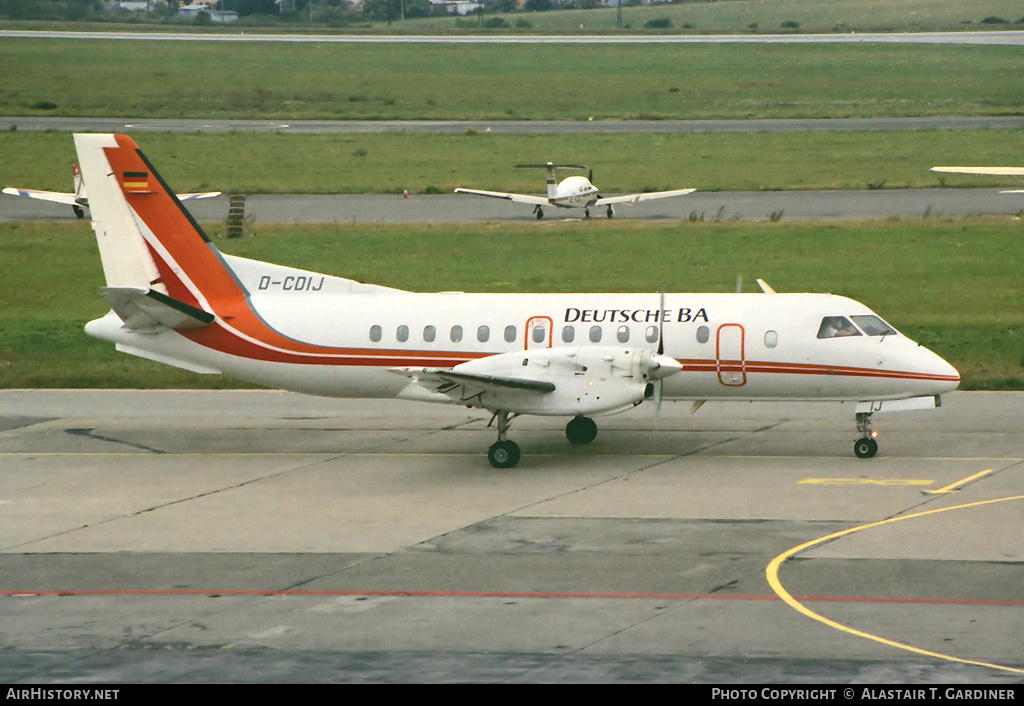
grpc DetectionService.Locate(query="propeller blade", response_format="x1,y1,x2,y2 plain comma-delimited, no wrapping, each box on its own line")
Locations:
657,291,665,356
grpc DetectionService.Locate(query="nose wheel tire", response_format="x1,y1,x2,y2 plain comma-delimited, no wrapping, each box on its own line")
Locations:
488,440,521,469
854,437,878,459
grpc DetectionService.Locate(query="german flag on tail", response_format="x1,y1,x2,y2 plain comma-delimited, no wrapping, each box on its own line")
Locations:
122,171,149,191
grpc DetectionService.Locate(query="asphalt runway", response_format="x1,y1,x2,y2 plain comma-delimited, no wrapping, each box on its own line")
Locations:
4,188,1022,225
1,389,1022,683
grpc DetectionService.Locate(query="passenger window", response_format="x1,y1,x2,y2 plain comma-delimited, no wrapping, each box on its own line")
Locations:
696,325,710,344
396,325,409,343
851,315,897,337
562,325,575,343
589,326,602,343
369,324,382,343
532,326,546,344
817,316,861,339
764,330,778,349
645,325,659,344
616,325,630,343
450,325,463,343
423,325,436,343
504,325,517,343
477,325,489,343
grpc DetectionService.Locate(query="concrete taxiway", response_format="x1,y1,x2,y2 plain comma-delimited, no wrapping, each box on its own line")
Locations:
1,390,1021,682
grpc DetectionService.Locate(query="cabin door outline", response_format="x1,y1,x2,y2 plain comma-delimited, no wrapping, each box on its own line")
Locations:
716,323,746,386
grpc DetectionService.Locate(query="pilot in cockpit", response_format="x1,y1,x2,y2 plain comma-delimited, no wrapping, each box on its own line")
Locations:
817,316,860,339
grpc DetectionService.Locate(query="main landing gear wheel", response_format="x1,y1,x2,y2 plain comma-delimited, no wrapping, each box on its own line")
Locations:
534,205,544,220
854,437,878,459
487,410,522,469
565,416,598,445
488,440,521,469
606,205,614,218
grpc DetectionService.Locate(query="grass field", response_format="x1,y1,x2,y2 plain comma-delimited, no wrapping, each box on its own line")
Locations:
397,0,1024,34
1,219,1020,391
1,15,1021,391
2,39,1021,121
4,129,1024,195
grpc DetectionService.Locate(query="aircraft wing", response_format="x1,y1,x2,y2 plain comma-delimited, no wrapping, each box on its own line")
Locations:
391,366,555,406
930,167,1024,176
4,187,219,205
594,188,695,206
2,187,80,206
454,188,549,206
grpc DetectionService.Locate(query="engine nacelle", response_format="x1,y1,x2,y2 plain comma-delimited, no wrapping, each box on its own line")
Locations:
453,346,681,417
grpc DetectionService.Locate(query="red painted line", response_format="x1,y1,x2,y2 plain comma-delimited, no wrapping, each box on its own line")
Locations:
3,589,1021,605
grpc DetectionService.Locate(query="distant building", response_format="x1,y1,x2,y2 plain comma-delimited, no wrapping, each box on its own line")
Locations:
430,0,483,15
177,2,240,21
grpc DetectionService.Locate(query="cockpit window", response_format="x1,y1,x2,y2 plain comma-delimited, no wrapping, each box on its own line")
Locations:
851,315,897,337
817,316,861,339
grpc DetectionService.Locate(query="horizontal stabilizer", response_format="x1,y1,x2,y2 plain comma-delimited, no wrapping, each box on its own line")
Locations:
514,163,587,170
102,286,215,333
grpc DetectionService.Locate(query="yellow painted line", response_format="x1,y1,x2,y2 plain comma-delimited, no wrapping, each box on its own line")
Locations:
799,478,933,486
766,494,1024,675
923,468,997,494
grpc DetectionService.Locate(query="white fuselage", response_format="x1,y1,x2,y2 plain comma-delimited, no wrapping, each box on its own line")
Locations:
549,175,600,209
86,254,960,413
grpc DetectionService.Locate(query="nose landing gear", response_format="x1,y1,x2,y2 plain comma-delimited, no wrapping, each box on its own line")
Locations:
854,411,879,458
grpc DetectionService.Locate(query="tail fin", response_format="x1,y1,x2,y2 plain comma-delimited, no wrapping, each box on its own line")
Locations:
72,163,84,200
514,162,587,200
544,162,558,200
73,133,241,314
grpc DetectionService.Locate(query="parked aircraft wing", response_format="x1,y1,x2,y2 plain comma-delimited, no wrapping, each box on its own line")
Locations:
2,187,80,206
178,192,221,201
594,188,695,206
454,188,549,206
930,167,1024,176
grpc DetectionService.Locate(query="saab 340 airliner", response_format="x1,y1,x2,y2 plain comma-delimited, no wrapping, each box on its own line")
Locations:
4,162,220,219
74,134,959,468
455,162,695,219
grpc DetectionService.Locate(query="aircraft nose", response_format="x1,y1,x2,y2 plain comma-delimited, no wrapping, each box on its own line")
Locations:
922,347,960,393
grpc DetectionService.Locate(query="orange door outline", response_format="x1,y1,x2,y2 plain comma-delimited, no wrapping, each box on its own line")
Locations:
716,323,746,386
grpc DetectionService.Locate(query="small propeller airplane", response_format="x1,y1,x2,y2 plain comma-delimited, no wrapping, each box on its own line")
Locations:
73,134,959,468
3,162,220,219
455,162,695,219
930,165,1024,193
